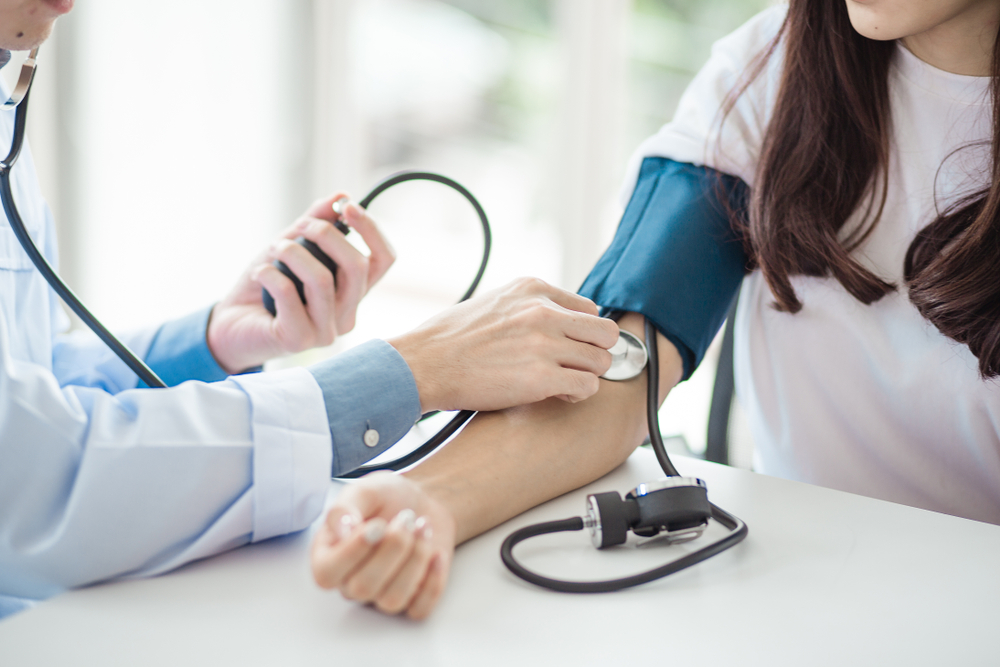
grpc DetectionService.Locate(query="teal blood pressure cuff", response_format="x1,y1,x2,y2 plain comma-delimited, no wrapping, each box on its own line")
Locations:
578,158,750,381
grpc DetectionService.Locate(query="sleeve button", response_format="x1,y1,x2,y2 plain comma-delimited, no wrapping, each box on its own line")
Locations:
363,429,380,448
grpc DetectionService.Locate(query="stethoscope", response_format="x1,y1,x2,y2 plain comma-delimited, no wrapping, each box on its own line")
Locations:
1,49,747,593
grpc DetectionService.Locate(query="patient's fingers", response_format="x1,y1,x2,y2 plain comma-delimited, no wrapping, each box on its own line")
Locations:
341,510,418,603
405,552,450,620
311,515,386,590
373,518,436,614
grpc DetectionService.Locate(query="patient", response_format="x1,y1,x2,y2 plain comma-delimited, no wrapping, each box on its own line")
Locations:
311,0,1000,618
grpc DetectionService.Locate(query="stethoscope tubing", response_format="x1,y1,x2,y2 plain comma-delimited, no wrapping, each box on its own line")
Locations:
1,72,493,398
5,56,746,589
357,171,491,305
2,63,493,474
338,171,494,477
500,502,746,593
498,318,748,593
1,86,168,388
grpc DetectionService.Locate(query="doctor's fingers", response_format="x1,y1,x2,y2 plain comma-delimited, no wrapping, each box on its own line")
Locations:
500,288,617,351
254,263,319,350
552,337,614,378
269,239,339,346
302,191,352,222
339,202,397,288
537,366,605,403
551,306,619,350
295,218,371,335
505,277,602,317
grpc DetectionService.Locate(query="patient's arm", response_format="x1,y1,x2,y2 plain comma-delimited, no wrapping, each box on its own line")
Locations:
407,312,681,542
310,312,683,618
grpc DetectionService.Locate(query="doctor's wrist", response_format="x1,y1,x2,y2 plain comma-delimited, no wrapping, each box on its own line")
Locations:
206,304,269,376
388,331,442,414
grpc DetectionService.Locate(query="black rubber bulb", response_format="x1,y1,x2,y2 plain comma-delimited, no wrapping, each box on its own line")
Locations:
262,204,351,317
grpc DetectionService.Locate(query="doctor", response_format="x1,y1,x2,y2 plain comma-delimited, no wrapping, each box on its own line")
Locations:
0,0,619,617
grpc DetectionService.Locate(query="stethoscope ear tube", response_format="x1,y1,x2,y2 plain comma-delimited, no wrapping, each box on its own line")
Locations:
263,171,492,319
499,317,748,593
357,171,492,304
335,171,492,478
1,81,168,389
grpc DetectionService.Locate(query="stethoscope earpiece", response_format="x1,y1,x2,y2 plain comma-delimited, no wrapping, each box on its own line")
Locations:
0,47,39,112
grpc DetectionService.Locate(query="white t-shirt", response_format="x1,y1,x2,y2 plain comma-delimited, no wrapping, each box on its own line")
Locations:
625,5,1000,524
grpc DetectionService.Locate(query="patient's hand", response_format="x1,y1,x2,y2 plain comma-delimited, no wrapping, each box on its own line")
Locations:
311,473,456,620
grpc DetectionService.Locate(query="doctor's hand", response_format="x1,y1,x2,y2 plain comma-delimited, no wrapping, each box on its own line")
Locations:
389,277,619,413
207,194,395,373
311,473,456,620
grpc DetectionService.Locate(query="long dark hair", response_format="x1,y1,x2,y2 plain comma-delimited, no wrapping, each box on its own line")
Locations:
737,0,1000,377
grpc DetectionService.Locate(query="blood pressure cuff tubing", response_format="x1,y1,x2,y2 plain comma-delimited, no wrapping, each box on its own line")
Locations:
578,157,750,381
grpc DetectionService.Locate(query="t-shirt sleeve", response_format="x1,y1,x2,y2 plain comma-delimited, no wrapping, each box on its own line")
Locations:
580,7,787,380
619,4,787,203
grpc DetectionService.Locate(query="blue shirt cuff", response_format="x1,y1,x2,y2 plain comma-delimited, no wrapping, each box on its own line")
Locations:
141,306,231,387
308,339,422,476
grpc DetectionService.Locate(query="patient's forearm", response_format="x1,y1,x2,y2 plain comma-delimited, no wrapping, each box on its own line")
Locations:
403,312,683,544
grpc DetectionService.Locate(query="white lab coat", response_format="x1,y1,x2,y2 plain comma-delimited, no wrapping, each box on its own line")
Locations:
0,107,334,602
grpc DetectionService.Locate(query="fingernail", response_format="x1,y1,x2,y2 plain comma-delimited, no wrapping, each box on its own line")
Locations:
344,202,365,219
337,514,358,541
391,508,417,533
415,516,433,541
363,518,387,545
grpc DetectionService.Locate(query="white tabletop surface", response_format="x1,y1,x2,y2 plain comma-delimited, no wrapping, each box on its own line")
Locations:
1,448,998,666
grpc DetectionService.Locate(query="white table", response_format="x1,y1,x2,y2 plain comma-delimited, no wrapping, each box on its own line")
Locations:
1,448,998,666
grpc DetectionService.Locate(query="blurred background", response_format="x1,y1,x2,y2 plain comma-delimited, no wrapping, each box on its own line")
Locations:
24,0,771,463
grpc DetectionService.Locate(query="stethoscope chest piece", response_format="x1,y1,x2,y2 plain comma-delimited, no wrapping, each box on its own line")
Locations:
601,329,648,381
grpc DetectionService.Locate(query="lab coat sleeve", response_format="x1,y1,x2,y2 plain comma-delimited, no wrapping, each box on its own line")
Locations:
0,316,334,599
0,106,339,601
1,128,419,601
139,305,232,386
51,306,230,393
